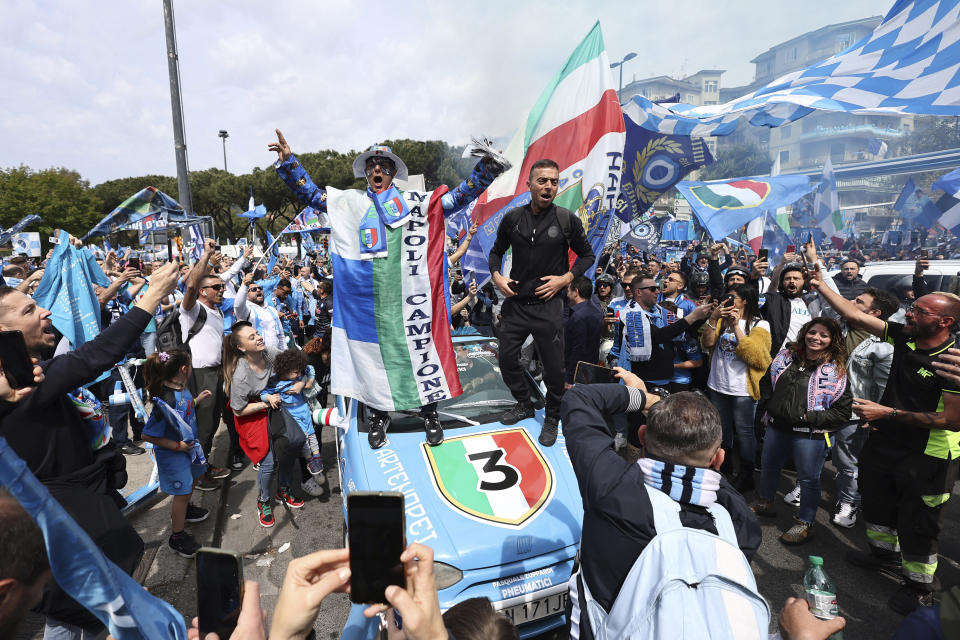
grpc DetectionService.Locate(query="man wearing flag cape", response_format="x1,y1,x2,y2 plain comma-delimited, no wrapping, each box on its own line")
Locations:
270,130,508,449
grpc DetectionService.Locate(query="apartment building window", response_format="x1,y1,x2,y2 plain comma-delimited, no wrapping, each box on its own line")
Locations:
830,142,845,162
703,80,718,92
779,150,790,165
781,124,792,139
704,100,717,105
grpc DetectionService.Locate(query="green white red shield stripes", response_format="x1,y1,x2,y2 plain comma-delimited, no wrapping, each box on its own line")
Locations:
425,429,554,527
689,180,771,210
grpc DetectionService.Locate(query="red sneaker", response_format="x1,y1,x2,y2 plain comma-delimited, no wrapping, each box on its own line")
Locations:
275,487,305,509
257,500,275,528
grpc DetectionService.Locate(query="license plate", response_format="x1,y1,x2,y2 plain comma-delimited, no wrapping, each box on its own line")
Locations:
498,591,568,625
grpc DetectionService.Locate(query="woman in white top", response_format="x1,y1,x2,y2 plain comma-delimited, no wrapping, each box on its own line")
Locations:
701,284,772,491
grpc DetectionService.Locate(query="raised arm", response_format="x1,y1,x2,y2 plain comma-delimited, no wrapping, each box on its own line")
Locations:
808,264,884,336
440,159,504,213
448,223,478,267
182,240,215,312
271,129,328,213
220,247,251,283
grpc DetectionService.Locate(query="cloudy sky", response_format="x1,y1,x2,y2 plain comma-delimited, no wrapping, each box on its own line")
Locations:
1,0,882,185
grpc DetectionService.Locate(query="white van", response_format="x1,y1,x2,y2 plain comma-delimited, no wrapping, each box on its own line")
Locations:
858,260,960,297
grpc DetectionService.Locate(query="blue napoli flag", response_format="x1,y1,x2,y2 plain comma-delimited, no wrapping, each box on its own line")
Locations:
239,203,268,221
266,231,280,273
33,230,104,348
0,214,42,246
626,0,960,137
615,97,713,223
103,238,113,253
188,223,204,263
81,246,111,288
445,200,474,240
0,438,188,640
675,175,813,240
932,167,960,233
762,212,793,267
895,178,941,229
149,397,207,468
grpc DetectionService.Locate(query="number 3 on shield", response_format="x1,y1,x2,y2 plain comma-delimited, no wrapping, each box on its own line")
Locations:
467,449,520,491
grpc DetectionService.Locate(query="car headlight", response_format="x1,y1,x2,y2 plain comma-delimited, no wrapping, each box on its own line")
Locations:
433,562,463,590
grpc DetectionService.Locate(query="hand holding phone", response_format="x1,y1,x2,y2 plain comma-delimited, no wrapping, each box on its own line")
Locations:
574,362,618,385
196,548,244,639
0,331,36,390
348,492,406,604
758,248,769,261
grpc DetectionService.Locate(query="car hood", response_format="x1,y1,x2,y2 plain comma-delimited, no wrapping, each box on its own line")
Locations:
355,415,583,572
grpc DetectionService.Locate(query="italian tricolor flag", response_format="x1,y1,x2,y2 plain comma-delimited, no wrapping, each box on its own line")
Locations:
690,180,770,210
472,22,625,240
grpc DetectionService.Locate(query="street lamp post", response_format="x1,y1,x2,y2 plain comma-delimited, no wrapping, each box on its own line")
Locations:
218,130,229,172
610,52,638,96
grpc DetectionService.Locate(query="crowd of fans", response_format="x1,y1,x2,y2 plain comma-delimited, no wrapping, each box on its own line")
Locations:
1,149,959,638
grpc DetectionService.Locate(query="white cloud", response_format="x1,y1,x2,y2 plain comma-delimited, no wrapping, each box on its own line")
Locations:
0,0,884,184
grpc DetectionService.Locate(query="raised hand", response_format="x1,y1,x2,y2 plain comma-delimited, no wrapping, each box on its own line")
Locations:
269,129,292,162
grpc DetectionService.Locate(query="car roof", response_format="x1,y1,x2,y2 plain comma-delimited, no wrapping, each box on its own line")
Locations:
860,260,960,276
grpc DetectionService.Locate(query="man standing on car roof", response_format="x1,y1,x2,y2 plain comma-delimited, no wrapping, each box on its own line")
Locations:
488,159,595,448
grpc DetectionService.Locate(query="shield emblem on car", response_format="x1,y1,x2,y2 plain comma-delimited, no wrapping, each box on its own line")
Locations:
424,428,554,527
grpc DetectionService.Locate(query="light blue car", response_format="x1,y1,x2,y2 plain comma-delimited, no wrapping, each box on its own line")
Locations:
336,336,583,639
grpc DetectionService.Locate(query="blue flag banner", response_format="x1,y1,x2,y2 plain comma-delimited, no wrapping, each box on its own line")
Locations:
0,214,42,247
81,247,111,288
149,398,207,468
675,175,813,240
188,224,204,263
266,231,279,273
762,213,793,268
660,219,697,242
238,203,267,221
895,177,941,229
616,97,714,223
620,219,661,253
33,231,104,348
626,0,960,137
933,167,960,233
0,438,188,640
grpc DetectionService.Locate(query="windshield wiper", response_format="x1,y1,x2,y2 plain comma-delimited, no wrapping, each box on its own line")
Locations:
437,411,479,426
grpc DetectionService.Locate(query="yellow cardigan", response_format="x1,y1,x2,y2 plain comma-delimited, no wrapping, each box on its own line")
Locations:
700,321,772,400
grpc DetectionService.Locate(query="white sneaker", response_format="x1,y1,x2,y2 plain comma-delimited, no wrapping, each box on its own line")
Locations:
783,485,801,507
614,433,627,451
302,476,324,497
832,502,858,528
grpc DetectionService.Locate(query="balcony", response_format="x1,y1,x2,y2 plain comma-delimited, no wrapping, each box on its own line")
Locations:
798,124,905,142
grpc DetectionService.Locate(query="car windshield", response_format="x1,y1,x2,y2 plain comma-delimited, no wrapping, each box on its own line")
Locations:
865,274,959,301
359,337,535,432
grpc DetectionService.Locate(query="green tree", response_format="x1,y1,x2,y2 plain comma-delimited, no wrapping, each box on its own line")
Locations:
0,166,103,243
901,116,960,156
698,143,771,181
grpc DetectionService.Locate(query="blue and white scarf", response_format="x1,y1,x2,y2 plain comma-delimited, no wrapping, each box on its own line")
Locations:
620,302,670,363
638,457,721,508
769,349,846,412
357,185,410,259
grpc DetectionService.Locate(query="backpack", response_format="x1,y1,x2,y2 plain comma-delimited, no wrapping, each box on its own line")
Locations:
156,304,207,352
573,484,770,640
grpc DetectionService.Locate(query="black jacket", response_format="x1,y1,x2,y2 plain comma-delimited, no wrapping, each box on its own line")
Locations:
832,273,868,300
0,308,152,629
763,353,852,436
561,384,761,617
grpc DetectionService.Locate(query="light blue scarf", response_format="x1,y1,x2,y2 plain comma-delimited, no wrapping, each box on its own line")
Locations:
358,185,410,257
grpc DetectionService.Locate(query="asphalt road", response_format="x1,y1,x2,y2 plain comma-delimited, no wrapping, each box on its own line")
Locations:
17,425,960,639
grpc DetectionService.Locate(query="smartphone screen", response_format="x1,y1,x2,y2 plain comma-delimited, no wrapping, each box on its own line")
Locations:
127,258,141,270
348,492,406,604
722,294,735,308
786,244,796,253
921,249,929,258
196,549,244,639
0,331,34,389
574,362,618,385
758,248,769,261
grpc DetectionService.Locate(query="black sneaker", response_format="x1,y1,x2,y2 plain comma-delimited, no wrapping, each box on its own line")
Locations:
194,475,220,492
207,466,231,480
846,549,902,579
539,416,559,447
888,583,935,616
119,442,146,456
424,414,444,446
185,503,209,523
501,402,534,425
168,531,201,558
229,453,245,471
368,415,388,449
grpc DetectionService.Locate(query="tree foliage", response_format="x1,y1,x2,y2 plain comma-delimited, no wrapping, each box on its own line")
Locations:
0,139,473,249
698,143,772,181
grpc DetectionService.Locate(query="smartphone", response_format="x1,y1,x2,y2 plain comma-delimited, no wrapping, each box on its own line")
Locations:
921,249,929,258
758,248,769,261
127,257,141,271
786,244,796,253
574,361,618,385
0,331,34,389
722,294,735,309
348,491,406,604
196,548,244,639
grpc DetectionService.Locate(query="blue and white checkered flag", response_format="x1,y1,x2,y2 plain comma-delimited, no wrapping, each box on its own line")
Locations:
189,224,204,263
629,0,960,137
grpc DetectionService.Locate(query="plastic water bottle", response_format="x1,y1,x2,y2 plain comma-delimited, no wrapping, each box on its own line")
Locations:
803,555,842,639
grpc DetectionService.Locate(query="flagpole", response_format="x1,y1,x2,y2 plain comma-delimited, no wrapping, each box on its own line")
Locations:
254,232,283,271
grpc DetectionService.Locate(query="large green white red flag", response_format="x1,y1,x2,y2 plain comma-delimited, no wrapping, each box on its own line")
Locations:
472,22,626,261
